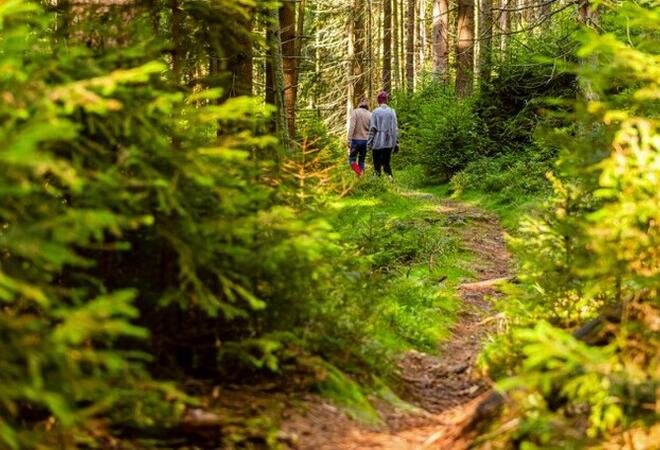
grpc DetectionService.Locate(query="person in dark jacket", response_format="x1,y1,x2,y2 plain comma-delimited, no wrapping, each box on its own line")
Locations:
367,91,398,179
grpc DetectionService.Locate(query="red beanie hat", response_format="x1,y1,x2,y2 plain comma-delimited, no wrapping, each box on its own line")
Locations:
377,91,389,104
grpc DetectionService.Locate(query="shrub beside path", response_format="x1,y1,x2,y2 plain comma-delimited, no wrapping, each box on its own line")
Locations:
278,196,512,449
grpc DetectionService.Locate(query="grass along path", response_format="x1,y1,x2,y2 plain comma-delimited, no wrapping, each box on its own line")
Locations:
278,193,512,449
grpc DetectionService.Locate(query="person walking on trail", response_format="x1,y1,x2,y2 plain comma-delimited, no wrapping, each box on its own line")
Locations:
367,91,398,179
347,99,371,175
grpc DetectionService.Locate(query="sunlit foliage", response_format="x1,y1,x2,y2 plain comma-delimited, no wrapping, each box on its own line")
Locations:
481,2,659,448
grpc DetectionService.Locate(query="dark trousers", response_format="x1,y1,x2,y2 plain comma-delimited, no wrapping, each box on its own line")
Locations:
349,140,367,171
372,148,393,176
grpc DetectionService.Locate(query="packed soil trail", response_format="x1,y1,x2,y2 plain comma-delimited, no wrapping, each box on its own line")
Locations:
279,197,512,449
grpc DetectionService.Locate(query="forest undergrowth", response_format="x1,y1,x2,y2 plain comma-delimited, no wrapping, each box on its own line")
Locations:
0,0,657,449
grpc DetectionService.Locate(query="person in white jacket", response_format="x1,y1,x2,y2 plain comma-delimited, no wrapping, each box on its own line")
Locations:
347,99,371,175
367,91,399,179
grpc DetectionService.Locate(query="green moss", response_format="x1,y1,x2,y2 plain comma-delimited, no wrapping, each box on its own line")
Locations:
371,377,422,414
314,362,382,426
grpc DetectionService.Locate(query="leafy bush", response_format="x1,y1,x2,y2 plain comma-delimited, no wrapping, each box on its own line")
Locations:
474,17,579,154
0,3,187,446
449,147,554,202
394,83,491,182
395,22,577,187
0,1,348,446
481,3,659,447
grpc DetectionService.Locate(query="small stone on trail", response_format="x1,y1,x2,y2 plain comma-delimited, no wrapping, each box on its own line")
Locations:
182,408,224,427
449,362,469,374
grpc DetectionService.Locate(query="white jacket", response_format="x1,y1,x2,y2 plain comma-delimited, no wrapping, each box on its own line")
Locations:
367,104,398,150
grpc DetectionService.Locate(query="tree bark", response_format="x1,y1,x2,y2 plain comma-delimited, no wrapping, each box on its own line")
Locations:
455,0,474,96
383,0,392,92
171,0,182,80
577,0,599,27
393,0,400,90
500,0,512,52
539,0,552,28
280,1,297,140
354,0,367,104
267,6,291,153
432,0,449,81
227,12,253,97
311,1,320,109
376,0,382,98
266,26,274,106
577,0,600,100
367,0,374,100
295,0,305,102
478,0,492,87
406,0,416,91
418,0,426,72
56,0,70,42
348,6,355,125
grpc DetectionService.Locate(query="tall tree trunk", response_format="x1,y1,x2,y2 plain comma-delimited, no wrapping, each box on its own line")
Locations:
295,0,305,102
280,2,297,140
399,0,406,86
418,0,426,72
367,0,374,100
577,0,599,26
478,0,493,87
266,29,275,106
577,0,600,100
383,0,392,92
56,0,70,42
208,49,224,137
228,13,253,97
406,0,415,91
267,6,291,153
312,1,320,109
375,0,382,94
147,0,160,35
500,0,512,52
455,0,474,96
171,0,182,80
539,0,552,28
392,0,400,90
432,0,449,81
348,7,355,126
354,0,367,104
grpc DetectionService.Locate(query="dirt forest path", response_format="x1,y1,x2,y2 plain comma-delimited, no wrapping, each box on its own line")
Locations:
279,197,512,450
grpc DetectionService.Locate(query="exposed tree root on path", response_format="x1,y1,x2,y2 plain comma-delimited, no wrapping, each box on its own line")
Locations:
278,199,512,449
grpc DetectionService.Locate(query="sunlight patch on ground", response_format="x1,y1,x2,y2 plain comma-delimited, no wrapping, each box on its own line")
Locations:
328,198,382,210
